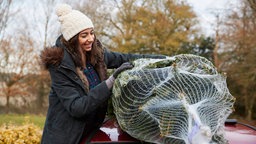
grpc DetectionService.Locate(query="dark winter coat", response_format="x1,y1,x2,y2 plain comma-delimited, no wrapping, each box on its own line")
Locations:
40,36,166,144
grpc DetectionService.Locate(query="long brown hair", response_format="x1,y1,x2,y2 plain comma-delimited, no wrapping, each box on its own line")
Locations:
61,34,104,68
61,33,107,81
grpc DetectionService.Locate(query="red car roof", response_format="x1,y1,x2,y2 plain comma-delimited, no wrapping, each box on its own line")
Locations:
80,118,256,144
225,120,256,144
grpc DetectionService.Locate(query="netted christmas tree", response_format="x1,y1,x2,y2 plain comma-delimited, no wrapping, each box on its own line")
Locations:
112,54,235,144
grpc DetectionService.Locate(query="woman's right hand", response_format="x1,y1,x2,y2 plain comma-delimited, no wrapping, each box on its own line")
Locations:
113,62,134,78
106,62,134,89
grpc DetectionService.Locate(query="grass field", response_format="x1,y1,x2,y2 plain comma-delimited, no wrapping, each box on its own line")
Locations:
0,114,46,129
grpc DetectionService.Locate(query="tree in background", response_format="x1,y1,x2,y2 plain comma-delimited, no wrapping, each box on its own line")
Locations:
32,0,58,113
0,35,37,113
0,0,12,43
247,0,256,12
178,36,215,62
107,0,198,56
219,0,256,120
0,0,53,113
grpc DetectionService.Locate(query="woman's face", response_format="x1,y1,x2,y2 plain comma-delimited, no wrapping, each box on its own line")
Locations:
78,28,95,52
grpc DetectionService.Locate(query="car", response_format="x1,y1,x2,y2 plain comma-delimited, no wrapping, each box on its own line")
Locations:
225,119,256,144
80,118,256,144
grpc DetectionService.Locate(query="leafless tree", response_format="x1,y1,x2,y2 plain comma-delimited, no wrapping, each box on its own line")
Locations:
0,35,36,112
0,0,12,43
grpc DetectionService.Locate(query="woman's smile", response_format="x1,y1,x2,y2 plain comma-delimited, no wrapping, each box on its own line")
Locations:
79,28,95,52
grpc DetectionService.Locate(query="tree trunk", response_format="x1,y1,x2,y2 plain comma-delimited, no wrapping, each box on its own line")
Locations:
6,89,10,113
37,81,44,109
246,93,256,121
246,107,252,121
214,14,220,69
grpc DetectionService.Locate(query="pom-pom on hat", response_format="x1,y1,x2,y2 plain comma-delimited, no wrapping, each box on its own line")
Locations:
56,4,94,41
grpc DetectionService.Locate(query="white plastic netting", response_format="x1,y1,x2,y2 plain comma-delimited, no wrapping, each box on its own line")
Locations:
112,54,235,144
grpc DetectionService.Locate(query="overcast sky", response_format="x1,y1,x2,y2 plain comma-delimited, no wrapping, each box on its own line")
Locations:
6,0,241,40
186,0,240,36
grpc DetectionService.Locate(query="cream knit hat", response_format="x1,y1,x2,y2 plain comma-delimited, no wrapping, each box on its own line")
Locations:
56,4,94,41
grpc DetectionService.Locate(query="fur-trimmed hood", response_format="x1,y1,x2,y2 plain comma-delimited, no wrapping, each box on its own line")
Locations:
40,46,64,69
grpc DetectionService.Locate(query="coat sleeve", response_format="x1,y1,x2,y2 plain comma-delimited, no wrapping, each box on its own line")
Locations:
104,48,166,69
49,66,111,118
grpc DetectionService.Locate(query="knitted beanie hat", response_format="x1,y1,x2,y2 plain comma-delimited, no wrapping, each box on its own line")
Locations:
56,4,94,41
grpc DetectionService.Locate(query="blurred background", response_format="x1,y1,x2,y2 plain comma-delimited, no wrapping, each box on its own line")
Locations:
0,0,255,140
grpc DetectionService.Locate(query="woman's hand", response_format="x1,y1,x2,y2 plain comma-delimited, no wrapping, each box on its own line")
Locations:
106,62,134,89
113,62,134,78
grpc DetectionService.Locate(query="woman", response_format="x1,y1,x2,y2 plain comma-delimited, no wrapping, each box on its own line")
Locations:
40,4,165,144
